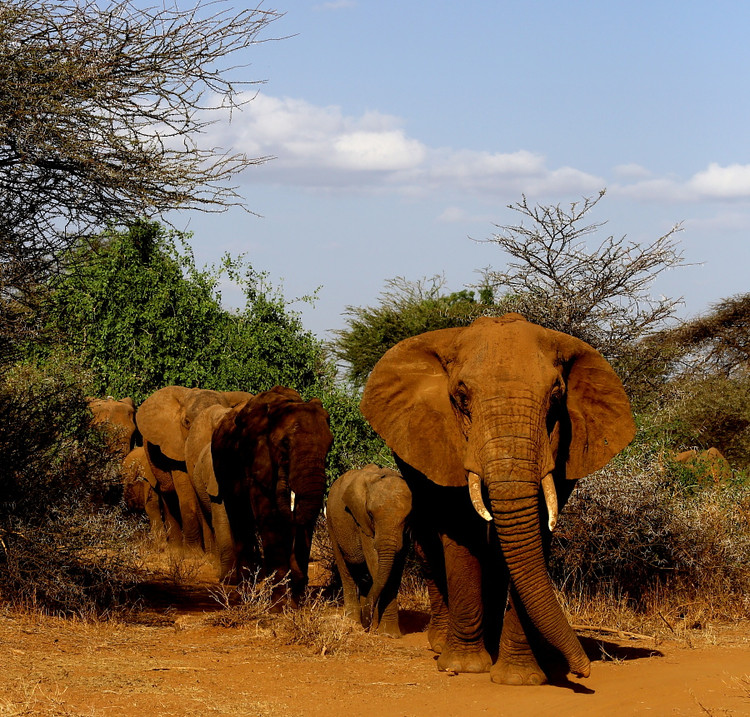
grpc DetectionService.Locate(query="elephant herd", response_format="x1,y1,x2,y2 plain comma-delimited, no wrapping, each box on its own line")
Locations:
88,314,637,687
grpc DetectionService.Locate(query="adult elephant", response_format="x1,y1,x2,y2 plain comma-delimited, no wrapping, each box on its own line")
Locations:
87,396,138,457
207,386,333,605
360,314,635,685
136,386,253,549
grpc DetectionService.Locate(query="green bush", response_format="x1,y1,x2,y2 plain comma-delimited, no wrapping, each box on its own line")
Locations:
0,356,144,615
36,221,325,402
313,383,391,485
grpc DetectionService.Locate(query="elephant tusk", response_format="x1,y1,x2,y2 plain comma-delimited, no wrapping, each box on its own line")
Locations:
468,472,492,522
290,490,296,513
541,473,558,531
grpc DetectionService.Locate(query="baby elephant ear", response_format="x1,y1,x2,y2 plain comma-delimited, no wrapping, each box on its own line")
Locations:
360,327,467,487
342,474,375,538
555,332,636,481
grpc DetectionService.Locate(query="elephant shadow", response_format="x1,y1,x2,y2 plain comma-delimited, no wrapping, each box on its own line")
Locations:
543,636,664,692
398,609,431,635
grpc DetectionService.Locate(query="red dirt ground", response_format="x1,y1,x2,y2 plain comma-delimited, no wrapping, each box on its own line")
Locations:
1,563,749,717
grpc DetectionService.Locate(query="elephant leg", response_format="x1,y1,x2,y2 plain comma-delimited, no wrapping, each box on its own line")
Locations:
436,533,492,674
251,494,292,609
143,486,166,541
414,535,449,653
210,501,237,581
172,469,204,550
330,536,362,623
492,587,547,685
160,491,184,545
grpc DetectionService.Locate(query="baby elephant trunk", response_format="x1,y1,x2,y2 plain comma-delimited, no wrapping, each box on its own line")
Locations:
365,530,404,631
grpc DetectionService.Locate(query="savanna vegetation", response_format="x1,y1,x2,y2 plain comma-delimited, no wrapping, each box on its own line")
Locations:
0,0,748,665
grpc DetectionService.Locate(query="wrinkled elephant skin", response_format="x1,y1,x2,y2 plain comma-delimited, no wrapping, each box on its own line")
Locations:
327,464,412,637
360,314,635,685
211,386,333,606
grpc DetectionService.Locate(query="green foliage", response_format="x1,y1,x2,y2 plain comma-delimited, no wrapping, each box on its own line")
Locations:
647,373,750,469
332,275,490,387
0,355,144,614
311,383,391,485
37,221,324,403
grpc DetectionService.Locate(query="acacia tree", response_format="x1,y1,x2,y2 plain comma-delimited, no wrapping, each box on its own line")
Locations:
0,0,280,361
479,190,685,363
333,275,489,387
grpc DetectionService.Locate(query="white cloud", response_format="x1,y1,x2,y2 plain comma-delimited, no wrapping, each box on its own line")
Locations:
331,130,426,171
612,162,750,203
689,163,750,199
437,206,468,223
201,94,626,199
613,163,652,180
314,0,356,10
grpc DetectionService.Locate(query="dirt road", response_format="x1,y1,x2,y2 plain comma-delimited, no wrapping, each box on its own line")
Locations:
2,596,748,717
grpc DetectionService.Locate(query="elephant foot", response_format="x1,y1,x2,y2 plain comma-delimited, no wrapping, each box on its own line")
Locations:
427,621,448,654
437,644,492,673
343,604,362,625
374,619,402,639
490,656,548,686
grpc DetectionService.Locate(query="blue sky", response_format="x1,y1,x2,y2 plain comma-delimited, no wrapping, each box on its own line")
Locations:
176,1,750,339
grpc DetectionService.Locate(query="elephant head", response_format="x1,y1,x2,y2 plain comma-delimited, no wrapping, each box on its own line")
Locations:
212,386,334,600
360,314,635,678
87,396,138,457
137,387,253,463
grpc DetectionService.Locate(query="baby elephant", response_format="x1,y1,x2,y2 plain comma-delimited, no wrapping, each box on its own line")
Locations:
326,464,412,637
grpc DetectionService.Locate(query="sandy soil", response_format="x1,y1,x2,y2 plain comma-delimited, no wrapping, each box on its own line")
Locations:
1,567,749,717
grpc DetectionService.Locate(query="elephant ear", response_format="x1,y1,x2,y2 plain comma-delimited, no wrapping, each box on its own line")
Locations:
342,470,376,538
361,328,467,487
222,391,254,407
555,333,636,481
137,385,192,462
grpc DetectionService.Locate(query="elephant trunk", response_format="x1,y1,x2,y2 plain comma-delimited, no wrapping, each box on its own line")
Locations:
482,433,590,678
365,534,402,630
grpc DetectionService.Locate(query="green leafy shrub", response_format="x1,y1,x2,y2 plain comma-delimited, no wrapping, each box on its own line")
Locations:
0,356,144,615
37,221,325,402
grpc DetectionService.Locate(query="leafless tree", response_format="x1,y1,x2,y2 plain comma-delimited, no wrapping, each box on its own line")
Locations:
478,190,686,371
0,0,281,360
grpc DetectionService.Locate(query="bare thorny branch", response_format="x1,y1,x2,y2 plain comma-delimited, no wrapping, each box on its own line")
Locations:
0,0,281,361
478,190,686,368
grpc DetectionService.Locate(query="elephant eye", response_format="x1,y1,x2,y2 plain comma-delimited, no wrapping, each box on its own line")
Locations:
550,379,565,405
452,383,472,416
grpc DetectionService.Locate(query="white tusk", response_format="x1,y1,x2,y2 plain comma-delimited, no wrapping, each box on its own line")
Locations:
290,490,296,512
468,472,492,522
541,473,558,532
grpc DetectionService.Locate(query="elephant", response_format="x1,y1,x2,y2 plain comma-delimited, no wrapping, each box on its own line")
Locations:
87,396,138,457
326,464,412,637
673,447,731,484
185,403,237,564
136,386,253,550
360,314,635,685
204,386,334,605
122,445,174,540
